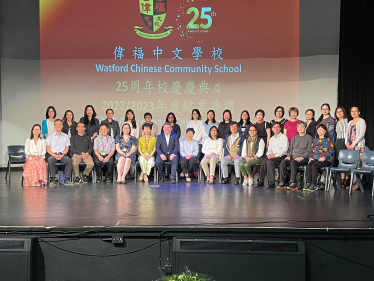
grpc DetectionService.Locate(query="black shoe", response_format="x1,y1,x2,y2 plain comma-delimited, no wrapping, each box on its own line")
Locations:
308,183,317,192
106,176,112,183
234,178,240,185
256,179,264,187
74,177,80,184
159,176,165,182
171,179,176,184
267,181,275,187
165,173,170,179
303,183,311,191
222,177,230,184
82,175,88,183
96,176,102,183
277,182,285,189
288,182,298,190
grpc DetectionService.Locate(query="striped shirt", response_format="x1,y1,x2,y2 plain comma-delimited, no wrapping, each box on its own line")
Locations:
180,138,199,157
336,119,348,139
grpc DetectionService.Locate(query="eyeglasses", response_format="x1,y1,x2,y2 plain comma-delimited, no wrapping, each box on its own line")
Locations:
249,130,256,132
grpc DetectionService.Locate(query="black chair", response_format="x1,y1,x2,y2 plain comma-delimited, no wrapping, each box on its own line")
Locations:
5,145,26,182
155,162,179,183
198,161,221,183
92,162,116,183
47,162,68,185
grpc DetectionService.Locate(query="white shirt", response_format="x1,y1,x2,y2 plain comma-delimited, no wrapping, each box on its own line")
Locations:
202,137,223,155
187,120,208,144
25,138,46,158
165,133,170,146
45,132,70,153
241,138,265,158
267,133,288,157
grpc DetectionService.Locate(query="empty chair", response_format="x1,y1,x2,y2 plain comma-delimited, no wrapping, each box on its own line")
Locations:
327,150,360,191
349,151,374,194
5,145,26,182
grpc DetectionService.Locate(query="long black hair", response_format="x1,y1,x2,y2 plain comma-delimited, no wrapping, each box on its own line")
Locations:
165,112,177,123
305,109,315,121
125,109,137,129
316,103,331,125
191,109,202,120
238,110,250,126
209,126,219,139
83,105,97,126
121,123,132,136
45,106,56,119
205,110,216,125
30,124,42,139
222,109,232,123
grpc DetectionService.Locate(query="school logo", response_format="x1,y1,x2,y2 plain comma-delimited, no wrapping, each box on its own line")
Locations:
134,0,173,39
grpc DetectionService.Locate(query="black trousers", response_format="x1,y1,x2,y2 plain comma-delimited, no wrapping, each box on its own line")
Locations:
259,156,286,182
93,154,114,177
279,158,308,183
180,156,199,175
305,159,330,184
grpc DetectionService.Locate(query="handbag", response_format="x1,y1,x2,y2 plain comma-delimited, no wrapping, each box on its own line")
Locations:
59,171,65,185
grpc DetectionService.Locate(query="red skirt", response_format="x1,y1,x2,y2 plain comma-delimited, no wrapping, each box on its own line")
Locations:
23,157,48,186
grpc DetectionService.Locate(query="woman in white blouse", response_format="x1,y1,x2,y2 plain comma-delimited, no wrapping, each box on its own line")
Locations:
187,109,208,160
23,124,48,186
200,126,223,183
237,124,265,186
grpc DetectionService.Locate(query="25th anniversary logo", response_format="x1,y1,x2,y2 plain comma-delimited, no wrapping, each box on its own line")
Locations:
134,0,173,39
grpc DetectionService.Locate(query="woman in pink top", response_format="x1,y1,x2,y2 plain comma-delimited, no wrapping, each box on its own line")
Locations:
284,107,301,143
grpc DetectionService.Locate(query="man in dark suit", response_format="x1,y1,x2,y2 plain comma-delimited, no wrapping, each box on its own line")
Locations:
155,122,180,183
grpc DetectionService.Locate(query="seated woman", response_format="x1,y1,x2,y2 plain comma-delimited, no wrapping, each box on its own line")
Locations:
138,123,157,182
283,107,301,143
201,126,223,183
161,112,181,139
42,106,56,139
203,110,219,135
62,110,77,138
238,124,265,186
238,110,251,138
23,124,48,186
115,123,137,183
180,128,199,182
305,124,334,191
79,105,100,141
270,106,287,134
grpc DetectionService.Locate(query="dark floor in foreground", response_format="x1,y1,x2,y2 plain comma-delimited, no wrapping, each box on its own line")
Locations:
1,171,374,228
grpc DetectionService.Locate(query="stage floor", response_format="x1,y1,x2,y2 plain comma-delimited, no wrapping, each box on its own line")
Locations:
1,171,374,229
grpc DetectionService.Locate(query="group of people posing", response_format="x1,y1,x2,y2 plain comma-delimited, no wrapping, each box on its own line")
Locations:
23,103,366,191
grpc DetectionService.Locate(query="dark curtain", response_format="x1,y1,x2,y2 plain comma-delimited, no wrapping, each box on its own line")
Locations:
338,0,374,149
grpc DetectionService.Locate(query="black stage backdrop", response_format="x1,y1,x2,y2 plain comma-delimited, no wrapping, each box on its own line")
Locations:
338,0,374,149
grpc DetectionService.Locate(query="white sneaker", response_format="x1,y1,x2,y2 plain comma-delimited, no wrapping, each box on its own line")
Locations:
242,179,248,186
248,179,254,185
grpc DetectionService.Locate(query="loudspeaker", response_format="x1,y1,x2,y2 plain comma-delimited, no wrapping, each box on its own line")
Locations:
0,238,33,281
173,239,305,281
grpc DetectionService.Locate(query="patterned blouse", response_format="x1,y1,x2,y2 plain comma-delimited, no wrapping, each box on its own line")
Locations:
317,116,336,141
309,137,334,162
138,136,156,156
114,135,137,164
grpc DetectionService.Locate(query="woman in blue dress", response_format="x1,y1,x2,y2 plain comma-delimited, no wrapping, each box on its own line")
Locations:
115,123,137,183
